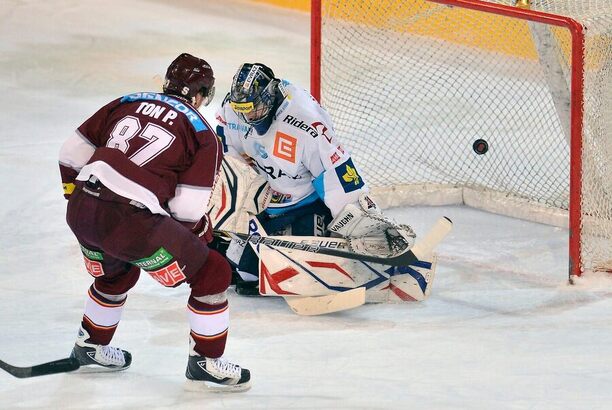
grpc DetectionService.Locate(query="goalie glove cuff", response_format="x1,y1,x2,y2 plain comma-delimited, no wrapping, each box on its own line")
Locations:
358,193,383,215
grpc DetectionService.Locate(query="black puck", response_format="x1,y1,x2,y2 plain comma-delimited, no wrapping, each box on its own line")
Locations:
473,139,489,155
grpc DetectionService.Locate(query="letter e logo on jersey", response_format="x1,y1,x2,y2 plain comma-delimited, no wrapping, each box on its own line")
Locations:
273,132,297,163
335,158,365,193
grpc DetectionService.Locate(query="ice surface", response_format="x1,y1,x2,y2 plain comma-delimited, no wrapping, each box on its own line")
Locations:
1,1,611,409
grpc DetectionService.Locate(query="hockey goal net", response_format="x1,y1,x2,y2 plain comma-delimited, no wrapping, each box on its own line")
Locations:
310,0,612,279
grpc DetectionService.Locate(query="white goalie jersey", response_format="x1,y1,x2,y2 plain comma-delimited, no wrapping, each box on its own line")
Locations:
215,80,369,217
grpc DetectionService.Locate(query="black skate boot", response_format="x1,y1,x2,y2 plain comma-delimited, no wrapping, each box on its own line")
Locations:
234,274,260,296
69,326,132,372
185,355,251,392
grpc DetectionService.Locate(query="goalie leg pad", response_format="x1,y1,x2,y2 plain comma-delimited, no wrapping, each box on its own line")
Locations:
254,236,430,302
386,256,437,302
207,155,271,234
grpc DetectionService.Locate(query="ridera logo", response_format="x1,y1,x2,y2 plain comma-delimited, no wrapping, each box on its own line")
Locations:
282,115,318,138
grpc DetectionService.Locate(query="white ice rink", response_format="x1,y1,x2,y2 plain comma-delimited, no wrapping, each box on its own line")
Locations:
1,1,612,409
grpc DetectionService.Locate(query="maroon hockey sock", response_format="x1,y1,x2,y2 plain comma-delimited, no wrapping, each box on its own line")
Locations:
81,286,126,345
187,296,229,358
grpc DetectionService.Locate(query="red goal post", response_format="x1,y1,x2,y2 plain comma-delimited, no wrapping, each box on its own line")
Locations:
310,0,612,280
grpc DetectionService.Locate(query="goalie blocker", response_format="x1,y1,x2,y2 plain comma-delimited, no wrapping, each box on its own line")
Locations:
207,155,272,234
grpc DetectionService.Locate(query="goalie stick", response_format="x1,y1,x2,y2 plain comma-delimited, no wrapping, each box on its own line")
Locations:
0,357,80,379
215,216,453,265
284,287,366,316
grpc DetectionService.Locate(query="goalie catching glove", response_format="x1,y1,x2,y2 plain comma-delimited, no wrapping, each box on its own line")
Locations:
328,194,415,257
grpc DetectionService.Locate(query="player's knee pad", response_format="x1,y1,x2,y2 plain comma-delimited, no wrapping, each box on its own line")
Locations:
188,249,232,297
94,265,141,296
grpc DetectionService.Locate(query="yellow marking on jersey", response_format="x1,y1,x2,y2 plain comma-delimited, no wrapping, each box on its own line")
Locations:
342,165,360,185
63,182,75,195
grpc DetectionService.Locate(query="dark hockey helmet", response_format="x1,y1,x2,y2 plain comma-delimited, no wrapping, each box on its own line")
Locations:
163,53,215,106
229,63,279,134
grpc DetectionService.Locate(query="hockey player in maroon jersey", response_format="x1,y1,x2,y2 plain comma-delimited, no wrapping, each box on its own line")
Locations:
58,53,250,392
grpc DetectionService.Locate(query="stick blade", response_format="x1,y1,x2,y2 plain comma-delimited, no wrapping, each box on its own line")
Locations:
284,287,366,316
0,357,80,379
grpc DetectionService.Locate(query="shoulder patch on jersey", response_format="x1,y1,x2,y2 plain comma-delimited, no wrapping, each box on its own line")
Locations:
273,131,297,163
226,121,250,134
335,158,365,193
120,92,208,132
312,121,331,142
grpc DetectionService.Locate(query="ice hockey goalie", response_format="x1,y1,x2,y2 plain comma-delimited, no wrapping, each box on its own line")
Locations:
208,155,451,306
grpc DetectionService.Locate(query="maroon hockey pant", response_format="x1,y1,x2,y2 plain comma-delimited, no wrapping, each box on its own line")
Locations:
66,185,231,357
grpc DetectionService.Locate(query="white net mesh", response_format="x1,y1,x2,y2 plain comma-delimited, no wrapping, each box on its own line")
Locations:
318,0,612,275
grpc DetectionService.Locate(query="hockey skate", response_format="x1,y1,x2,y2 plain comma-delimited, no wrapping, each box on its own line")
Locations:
185,355,251,392
69,326,132,373
232,268,261,296
234,275,260,296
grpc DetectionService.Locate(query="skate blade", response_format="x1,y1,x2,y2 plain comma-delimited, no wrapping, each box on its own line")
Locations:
73,364,131,374
185,378,251,393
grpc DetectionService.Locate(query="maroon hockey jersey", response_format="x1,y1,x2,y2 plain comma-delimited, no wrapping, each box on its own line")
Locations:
59,92,222,224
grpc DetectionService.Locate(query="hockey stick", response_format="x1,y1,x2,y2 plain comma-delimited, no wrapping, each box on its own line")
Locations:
215,216,453,266
0,357,80,378
284,287,366,316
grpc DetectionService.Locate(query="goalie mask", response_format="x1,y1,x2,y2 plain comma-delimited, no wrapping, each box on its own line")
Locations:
229,63,279,135
163,53,215,106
